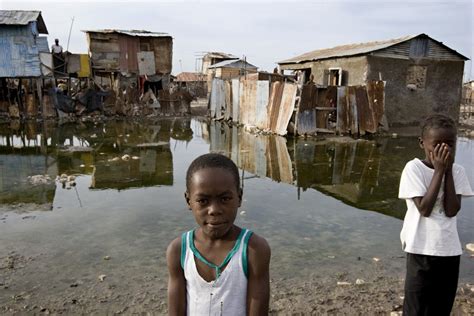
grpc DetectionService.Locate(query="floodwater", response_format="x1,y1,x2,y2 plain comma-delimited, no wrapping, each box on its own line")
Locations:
0,118,473,306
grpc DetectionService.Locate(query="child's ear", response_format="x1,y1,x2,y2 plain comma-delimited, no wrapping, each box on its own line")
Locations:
184,192,191,210
418,137,424,149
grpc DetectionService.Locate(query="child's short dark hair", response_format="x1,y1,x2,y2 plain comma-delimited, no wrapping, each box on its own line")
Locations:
186,153,240,192
421,114,457,137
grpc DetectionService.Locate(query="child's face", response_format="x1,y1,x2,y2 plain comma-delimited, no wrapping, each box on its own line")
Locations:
419,127,457,166
185,167,242,239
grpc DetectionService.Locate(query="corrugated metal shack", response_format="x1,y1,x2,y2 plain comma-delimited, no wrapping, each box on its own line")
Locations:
201,52,238,95
175,72,207,98
201,52,238,75
0,10,51,118
84,29,183,115
278,33,468,126
209,72,385,136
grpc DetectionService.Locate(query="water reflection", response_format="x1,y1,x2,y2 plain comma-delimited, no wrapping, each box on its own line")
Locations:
0,119,470,221
206,121,439,220
0,119,194,205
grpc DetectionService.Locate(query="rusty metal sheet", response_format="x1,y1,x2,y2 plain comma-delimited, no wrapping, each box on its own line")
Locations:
347,86,359,134
367,80,385,126
255,80,270,130
355,86,376,134
224,80,232,120
268,81,284,132
239,76,257,127
299,84,318,111
275,83,297,136
137,51,156,75
232,79,240,122
336,86,350,134
118,35,139,72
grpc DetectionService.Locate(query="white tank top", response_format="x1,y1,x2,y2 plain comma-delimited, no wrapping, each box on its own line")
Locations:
181,228,253,316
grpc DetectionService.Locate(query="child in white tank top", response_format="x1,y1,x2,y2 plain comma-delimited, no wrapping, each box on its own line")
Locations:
166,153,271,315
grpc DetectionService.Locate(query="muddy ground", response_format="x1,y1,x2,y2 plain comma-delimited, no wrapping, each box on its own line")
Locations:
1,249,473,315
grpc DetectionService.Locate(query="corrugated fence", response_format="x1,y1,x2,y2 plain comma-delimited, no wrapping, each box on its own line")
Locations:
209,76,385,136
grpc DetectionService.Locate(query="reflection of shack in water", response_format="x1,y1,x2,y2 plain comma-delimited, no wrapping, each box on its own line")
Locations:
0,139,57,207
90,142,173,190
207,120,414,219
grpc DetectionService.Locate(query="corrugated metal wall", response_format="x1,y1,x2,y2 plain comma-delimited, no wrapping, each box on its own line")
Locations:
0,24,42,77
372,38,464,61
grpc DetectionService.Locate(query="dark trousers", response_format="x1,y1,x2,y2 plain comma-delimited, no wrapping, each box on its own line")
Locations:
403,253,460,316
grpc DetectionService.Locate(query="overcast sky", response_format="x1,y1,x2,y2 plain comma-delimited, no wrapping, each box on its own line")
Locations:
2,0,472,80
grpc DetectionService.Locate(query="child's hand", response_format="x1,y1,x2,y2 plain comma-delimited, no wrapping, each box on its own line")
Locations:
430,143,451,172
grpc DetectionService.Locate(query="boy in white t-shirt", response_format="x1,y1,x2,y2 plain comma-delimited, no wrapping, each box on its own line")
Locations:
399,114,473,315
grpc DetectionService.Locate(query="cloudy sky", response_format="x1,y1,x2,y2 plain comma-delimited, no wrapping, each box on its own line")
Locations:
2,0,472,80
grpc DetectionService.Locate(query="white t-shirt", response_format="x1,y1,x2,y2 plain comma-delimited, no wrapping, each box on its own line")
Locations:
51,44,63,54
399,158,473,256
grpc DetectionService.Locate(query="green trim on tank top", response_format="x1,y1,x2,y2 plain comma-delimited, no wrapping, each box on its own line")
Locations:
180,231,187,269
189,228,246,279
242,230,253,278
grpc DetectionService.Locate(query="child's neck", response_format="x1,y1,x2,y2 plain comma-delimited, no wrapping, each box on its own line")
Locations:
421,158,434,169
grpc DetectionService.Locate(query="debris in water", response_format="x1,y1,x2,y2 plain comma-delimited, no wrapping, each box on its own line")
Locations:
121,154,130,161
373,257,380,262
27,175,52,185
240,211,246,215
104,256,111,260
132,156,140,160
98,275,106,282
337,281,351,286
466,243,474,253
80,164,85,168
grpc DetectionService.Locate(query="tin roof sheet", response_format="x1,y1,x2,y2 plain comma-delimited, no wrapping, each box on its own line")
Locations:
208,59,258,69
176,72,206,82
0,10,48,34
83,29,171,38
278,33,467,64
204,52,238,59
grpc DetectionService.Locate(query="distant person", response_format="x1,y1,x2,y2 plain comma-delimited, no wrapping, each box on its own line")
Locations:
51,38,63,54
398,114,473,315
166,153,271,315
51,38,65,75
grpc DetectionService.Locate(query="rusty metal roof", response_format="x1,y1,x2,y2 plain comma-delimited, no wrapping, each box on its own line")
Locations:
208,59,258,69
0,10,48,34
204,52,238,59
83,29,171,38
176,72,206,82
278,33,468,64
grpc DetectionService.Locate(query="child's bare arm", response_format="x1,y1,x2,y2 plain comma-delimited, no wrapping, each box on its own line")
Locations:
166,238,186,316
413,143,450,217
247,234,271,315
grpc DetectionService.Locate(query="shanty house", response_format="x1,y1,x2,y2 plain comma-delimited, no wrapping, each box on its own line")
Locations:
207,59,258,80
84,29,173,88
0,10,49,78
278,34,468,126
201,52,238,75
175,72,207,97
